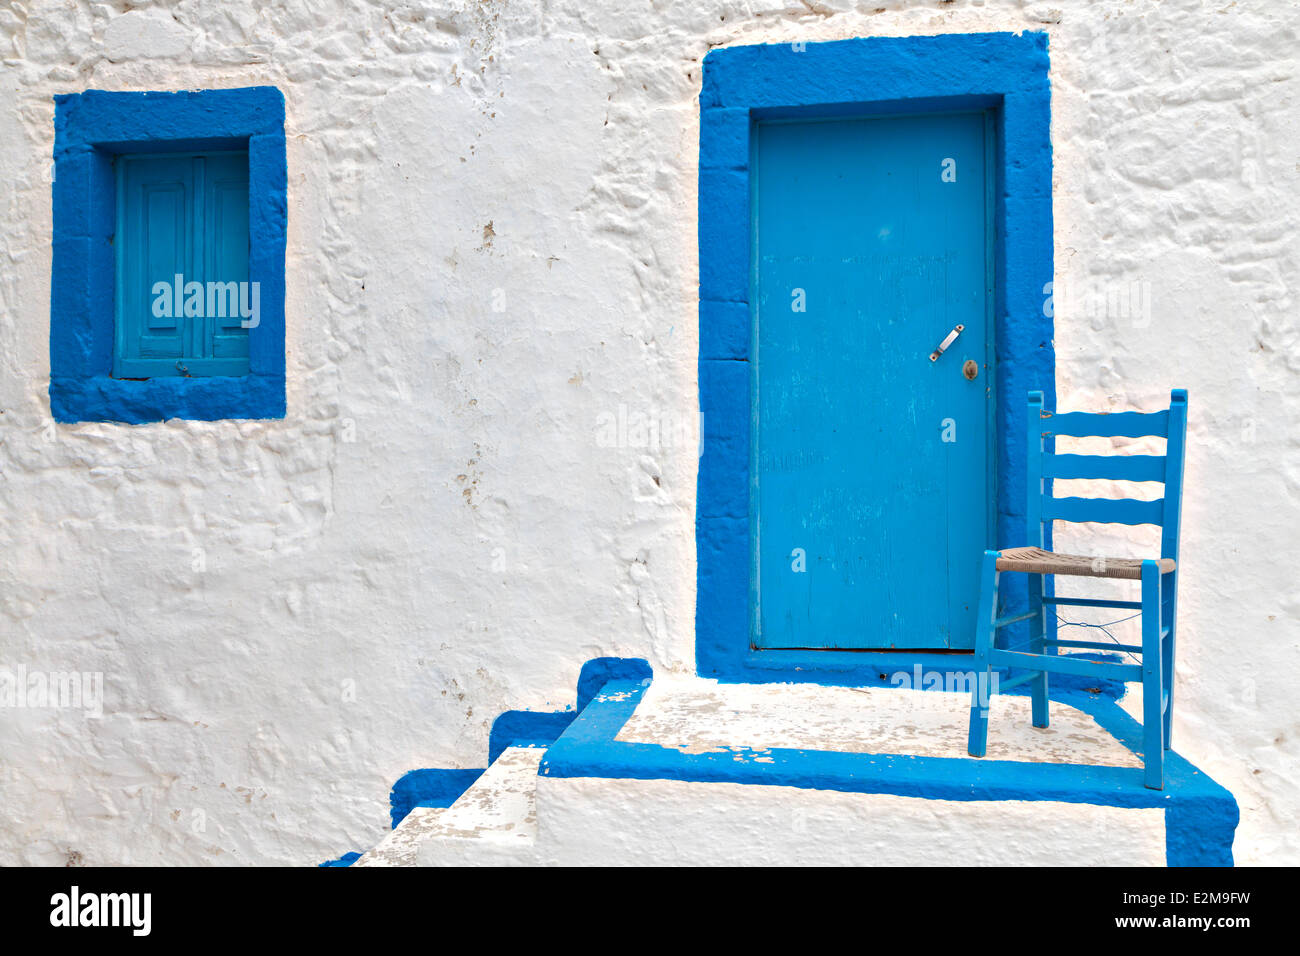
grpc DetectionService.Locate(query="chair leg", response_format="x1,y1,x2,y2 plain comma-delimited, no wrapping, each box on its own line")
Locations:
967,550,1001,758
1027,571,1049,729
1162,571,1177,749
1140,560,1164,790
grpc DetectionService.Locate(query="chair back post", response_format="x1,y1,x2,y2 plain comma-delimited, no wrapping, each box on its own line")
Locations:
1161,389,1189,565
1026,390,1045,548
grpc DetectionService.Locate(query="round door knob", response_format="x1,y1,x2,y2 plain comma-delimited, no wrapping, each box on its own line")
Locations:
963,359,979,381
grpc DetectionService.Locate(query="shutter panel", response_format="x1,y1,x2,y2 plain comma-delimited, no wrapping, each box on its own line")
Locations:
115,155,192,377
113,152,251,379
202,153,251,367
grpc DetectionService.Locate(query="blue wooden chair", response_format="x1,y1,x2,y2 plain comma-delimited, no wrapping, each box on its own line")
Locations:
967,389,1188,789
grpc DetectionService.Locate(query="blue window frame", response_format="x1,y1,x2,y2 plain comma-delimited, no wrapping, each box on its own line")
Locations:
695,34,1055,684
50,87,286,423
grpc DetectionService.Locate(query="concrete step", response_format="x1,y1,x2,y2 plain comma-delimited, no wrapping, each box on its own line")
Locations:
530,774,1163,865
352,807,446,867
375,758,1161,867
357,674,1234,866
356,747,543,867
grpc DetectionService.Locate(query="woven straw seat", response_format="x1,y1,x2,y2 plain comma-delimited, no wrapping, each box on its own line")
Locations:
995,546,1175,580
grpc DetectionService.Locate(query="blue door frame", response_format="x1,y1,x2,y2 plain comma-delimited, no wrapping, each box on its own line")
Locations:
696,34,1055,685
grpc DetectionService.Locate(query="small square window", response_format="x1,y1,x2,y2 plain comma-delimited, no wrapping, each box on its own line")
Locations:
50,88,286,424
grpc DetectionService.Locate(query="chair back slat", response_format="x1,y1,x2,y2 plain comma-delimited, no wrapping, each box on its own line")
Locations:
1041,409,1170,438
1042,496,1165,527
1026,390,1188,557
1042,453,1166,482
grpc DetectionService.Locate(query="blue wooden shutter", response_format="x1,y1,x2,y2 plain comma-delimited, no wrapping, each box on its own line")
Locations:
114,155,190,376
203,153,251,368
114,152,250,378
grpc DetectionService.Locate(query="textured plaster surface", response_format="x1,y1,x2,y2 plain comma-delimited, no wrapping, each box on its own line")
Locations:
615,675,1143,768
0,0,1296,865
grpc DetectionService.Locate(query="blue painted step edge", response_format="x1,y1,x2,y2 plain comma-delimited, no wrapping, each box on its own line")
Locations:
487,657,653,764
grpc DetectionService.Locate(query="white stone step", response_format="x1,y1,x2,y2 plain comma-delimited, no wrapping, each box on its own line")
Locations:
530,774,1164,866
352,807,446,867
521,676,1162,865
355,747,544,867
378,679,1166,866
370,763,1161,867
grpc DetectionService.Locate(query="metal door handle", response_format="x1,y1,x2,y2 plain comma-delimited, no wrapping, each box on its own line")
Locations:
929,324,964,362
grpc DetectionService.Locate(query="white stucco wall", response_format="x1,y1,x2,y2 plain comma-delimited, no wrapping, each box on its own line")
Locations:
0,0,1295,866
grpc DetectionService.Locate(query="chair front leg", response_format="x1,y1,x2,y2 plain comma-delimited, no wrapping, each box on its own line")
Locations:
1028,570,1049,729
1140,560,1165,790
967,550,1001,758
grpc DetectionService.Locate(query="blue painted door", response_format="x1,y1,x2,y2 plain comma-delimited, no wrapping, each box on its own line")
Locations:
753,112,993,650
114,152,250,378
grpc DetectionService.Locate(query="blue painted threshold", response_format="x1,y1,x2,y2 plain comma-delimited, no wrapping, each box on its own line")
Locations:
540,676,1239,867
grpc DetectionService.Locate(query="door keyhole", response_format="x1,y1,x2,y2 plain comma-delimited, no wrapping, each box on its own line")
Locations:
963,359,979,381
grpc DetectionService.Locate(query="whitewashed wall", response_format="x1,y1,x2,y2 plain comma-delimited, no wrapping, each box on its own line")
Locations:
0,0,1295,866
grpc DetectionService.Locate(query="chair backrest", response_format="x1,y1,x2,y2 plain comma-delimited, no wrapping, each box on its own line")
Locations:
1027,389,1188,563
